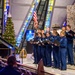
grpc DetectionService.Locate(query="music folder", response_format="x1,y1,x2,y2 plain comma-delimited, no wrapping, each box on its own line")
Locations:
53,40,60,46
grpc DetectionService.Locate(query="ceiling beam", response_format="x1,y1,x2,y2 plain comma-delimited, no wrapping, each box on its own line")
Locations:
10,3,31,6
54,6,66,9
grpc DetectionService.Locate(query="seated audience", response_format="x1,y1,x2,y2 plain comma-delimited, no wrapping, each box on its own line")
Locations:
0,56,21,75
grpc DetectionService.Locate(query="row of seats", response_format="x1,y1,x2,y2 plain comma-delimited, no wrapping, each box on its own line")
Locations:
0,60,37,75
0,56,53,75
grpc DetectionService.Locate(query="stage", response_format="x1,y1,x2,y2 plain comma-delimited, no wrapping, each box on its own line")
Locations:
16,54,75,75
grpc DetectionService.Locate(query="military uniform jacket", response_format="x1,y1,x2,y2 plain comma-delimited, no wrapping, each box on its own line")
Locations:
59,36,67,49
66,30,74,44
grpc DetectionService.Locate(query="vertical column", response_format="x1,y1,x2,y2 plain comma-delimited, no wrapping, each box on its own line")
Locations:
3,0,10,33
67,4,75,32
0,0,3,36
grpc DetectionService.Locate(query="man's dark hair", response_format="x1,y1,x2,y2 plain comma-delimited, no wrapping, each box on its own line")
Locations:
7,56,16,66
66,25,71,28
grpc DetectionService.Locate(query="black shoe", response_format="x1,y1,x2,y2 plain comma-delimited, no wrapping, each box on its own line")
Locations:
44,64,47,66
46,65,51,67
33,62,37,64
52,66,56,68
61,68,67,70
71,64,74,65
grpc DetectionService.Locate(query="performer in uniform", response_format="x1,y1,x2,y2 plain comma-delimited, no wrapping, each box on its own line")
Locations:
30,32,38,64
37,32,42,63
52,30,60,69
59,31,67,70
41,33,47,66
45,32,52,67
66,25,74,65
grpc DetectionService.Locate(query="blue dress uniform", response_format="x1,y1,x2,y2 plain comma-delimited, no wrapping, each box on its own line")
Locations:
33,36,38,64
41,37,47,66
59,36,67,70
52,35,60,68
37,37,42,63
46,36,52,67
66,30,74,65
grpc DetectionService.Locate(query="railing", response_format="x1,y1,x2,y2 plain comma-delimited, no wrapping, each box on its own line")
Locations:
44,0,55,31
16,0,40,49
0,37,15,50
0,57,55,75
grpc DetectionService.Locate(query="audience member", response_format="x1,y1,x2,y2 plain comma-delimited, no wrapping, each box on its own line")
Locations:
0,56,21,75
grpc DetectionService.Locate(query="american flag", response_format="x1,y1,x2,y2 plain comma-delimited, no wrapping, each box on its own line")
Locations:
33,11,38,29
33,11,38,22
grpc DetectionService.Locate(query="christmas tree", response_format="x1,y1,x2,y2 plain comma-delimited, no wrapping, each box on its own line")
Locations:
2,14,16,46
